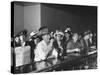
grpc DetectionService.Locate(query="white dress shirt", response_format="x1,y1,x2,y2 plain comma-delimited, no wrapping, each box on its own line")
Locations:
34,40,58,61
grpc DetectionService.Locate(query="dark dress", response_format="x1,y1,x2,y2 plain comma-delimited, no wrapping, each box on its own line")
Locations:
66,39,81,55
67,40,81,50
27,40,36,62
80,38,91,55
53,40,66,57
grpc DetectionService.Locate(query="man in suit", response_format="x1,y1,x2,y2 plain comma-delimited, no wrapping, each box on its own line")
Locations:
34,26,58,61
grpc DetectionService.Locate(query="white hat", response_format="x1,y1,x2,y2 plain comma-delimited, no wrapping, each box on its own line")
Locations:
30,31,36,36
65,28,71,32
56,31,64,36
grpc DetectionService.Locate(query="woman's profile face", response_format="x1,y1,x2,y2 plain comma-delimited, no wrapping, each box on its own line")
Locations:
84,34,90,39
57,34,63,41
34,38,40,45
73,33,78,42
65,33,70,38
19,35,25,42
15,37,19,43
89,33,93,38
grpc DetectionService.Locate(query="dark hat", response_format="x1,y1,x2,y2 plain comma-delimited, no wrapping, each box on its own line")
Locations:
84,30,91,36
38,26,49,36
64,27,71,33
15,29,28,38
39,26,48,31
20,30,27,35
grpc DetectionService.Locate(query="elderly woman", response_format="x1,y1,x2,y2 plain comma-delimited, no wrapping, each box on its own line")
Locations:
66,33,81,54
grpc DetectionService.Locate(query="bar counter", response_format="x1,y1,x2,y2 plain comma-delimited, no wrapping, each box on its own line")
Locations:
13,49,97,73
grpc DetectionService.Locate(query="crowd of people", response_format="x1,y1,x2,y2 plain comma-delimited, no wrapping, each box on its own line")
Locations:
12,26,97,62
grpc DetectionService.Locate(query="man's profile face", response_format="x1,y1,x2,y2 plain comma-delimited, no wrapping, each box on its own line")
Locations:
43,34,50,42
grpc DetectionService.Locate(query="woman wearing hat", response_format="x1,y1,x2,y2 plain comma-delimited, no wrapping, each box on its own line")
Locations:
80,30,94,55
64,28,72,42
28,31,40,62
64,28,72,52
53,31,66,58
